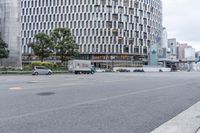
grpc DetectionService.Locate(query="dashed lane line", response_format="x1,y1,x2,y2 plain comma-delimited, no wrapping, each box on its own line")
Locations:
9,87,23,91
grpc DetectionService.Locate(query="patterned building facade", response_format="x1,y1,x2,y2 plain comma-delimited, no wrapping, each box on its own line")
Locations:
21,0,162,67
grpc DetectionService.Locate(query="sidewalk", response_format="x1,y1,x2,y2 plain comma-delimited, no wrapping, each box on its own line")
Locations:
196,128,200,133
151,101,200,133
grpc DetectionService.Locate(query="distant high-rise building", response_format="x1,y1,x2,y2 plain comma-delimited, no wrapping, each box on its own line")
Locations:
0,0,22,68
162,27,168,49
159,27,168,58
21,0,163,67
168,38,178,59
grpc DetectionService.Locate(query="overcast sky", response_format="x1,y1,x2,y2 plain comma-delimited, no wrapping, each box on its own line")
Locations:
162,0,200,51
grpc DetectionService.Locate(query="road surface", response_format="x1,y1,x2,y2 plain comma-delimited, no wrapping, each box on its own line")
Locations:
0,72,200,133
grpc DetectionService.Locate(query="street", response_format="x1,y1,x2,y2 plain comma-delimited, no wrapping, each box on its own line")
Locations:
0,72,200,133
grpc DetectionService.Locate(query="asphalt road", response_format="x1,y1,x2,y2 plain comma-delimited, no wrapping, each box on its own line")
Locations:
0,72,200,133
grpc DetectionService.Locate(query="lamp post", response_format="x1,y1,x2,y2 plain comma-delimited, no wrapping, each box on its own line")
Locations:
111,56,115,71
106,46,109,70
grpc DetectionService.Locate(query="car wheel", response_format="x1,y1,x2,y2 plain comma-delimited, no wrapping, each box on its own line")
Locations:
34,72,39,75
48,72,52,75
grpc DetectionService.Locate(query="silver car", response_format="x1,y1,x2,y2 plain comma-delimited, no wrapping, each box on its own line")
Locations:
32,66,52,75
95,68,106,73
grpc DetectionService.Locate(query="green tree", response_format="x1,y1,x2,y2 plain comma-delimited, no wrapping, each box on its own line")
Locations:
0,37,9,59
51,28,79,63
31,33,54,62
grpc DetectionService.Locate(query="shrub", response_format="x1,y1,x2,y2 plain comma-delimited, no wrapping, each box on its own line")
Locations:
0,67,17,71
23,64,32,71
31,62,58,70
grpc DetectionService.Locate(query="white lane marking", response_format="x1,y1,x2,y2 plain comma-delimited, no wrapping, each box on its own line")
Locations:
0,81,192,122
28,81,41,83
59,83,84,86
9,87,23,90
150,101,200,133
103,79,135,83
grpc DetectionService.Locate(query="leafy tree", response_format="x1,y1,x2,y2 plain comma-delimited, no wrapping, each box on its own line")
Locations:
31,33,54,62
0,37,9,59
51,28,79,63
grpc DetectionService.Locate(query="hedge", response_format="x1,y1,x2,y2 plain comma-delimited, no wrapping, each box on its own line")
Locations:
31,62,58,70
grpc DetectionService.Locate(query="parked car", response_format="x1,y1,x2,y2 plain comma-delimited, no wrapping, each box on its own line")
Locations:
105,69,114,72
171,65,177,72
117,69,131,72
95,68,106,73
32,66,52,75
133,69,145,72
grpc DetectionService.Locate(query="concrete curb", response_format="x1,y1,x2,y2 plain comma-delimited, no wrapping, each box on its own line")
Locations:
150,101,200,133
196,128,200,133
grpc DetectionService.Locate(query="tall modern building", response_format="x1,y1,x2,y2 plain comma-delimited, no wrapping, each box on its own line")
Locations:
0,0,22,68
21,0,162,68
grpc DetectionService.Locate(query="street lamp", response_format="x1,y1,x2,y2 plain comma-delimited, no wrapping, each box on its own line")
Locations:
111,56,115,71
106,45,109,70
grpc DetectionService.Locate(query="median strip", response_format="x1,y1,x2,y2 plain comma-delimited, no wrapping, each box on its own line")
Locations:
150,101,200,133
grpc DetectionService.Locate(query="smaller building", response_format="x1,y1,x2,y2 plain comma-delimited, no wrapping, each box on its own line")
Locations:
196,51,200,57
185,47,195,60
178,43,188,61
168,39,178,58
195,51,200,62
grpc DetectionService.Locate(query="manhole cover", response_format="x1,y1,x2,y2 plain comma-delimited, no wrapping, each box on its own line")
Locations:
37,92,55,96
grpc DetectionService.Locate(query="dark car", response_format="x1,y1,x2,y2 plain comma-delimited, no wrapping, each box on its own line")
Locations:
117,69,131,72
133,69,145,72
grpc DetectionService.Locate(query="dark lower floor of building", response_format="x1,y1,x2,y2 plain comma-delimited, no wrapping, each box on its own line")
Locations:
22,53,148,69
79,54,148,69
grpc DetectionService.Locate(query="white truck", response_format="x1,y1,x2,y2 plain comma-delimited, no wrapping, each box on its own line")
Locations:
68,60,95,74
